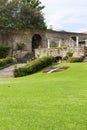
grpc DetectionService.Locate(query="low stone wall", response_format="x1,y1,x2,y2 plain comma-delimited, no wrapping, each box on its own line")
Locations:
68,47,84,57
35,47,85,58
35,48,68,58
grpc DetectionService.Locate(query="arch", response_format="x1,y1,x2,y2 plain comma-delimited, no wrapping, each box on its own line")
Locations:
55,56,62,62
32,34,42,52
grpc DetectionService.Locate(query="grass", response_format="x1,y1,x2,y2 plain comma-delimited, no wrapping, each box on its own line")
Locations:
0,62,87,130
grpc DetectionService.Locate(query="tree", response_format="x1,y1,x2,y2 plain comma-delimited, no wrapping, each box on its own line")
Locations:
0,0,47,30
20,0,45,11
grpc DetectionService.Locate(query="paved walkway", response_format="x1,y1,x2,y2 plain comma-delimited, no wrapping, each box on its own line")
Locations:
0,63,26,78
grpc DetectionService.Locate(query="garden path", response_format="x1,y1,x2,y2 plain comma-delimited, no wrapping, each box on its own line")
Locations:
0,63,26,78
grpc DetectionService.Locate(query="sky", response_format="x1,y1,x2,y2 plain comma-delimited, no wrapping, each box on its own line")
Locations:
40,0,87,33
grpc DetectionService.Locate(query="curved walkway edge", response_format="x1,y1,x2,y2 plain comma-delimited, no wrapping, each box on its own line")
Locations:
0,63,26,78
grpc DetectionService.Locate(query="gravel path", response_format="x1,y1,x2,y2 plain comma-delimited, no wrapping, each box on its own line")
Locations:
0,63,26,78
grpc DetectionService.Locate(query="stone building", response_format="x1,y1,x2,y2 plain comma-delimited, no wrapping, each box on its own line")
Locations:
0,29,87,60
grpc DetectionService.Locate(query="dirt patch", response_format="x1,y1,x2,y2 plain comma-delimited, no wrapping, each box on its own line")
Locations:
43,66,69,73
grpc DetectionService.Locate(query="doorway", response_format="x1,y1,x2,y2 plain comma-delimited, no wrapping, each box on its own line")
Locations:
32,34,42,52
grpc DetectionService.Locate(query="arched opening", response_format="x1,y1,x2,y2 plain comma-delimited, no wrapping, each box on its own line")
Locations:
32,34,42,52
55,56,62,63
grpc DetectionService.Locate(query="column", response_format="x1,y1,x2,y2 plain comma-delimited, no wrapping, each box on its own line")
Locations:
59,40,61,47
48,39,50,48
76,36,79,47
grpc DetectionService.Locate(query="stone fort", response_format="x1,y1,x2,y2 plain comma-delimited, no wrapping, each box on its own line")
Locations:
0,29,87,60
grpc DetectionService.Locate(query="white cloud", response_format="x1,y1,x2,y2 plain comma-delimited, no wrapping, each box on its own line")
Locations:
41,0,87,32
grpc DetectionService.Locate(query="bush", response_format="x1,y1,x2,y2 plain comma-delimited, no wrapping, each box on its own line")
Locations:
68,57,83,63
5,57,13,64
0,44,11,58
17,43,25,51
67,51,73,57
51,46,67,49
0,57,13,67
14,56,55,77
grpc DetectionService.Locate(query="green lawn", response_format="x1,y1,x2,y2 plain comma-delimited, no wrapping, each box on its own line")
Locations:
0,63,87,130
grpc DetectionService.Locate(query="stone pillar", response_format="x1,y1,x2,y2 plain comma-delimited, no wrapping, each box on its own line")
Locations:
48,39,50,48
85,40,87,47
76,36,79,47
59,40,61,47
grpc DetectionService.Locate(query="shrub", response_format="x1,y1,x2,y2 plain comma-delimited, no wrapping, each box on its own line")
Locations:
17,43,25,51
68,57,83,63
14,56,55,77
0,57,13,67
0,44,11,58
5,57,13,64
67,51,73,57
51,46,67,49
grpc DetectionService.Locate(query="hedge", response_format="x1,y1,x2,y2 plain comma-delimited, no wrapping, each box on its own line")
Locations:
68,57,83,62
14,56,55,77
0,57,13,67
0,44,11,58
67,51,73,57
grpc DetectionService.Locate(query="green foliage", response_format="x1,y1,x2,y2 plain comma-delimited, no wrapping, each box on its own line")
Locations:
0,44,11,58
17,43,25,51
0,16,11,29
0,0,47,30
5,57,13,64
0,57,13,67
68,57,83,62
67,51,73,57
51,46,67,49
21,0,45,11
14,56,55,77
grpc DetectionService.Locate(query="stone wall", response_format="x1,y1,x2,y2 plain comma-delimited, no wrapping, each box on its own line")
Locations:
35,47,85,59
0,29,87,58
